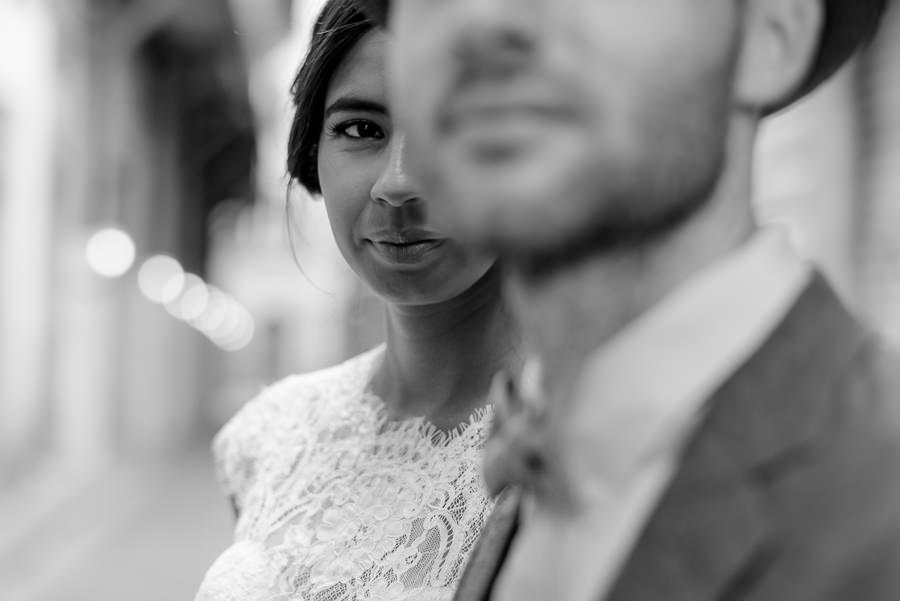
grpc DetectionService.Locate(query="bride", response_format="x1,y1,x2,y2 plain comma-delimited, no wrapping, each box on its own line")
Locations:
195,0,520,599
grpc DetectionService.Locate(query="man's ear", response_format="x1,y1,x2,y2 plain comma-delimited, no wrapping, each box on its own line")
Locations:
733,0,824,111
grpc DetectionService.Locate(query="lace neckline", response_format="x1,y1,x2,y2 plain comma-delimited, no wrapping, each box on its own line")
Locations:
197,344,498,601
364,391,494,446
361,344,495,447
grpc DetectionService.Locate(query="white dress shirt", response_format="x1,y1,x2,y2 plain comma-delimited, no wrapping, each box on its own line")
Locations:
493,228,812,601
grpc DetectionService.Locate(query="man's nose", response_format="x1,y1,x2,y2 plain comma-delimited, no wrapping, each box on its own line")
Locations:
370,134,421,208
452,0,539,82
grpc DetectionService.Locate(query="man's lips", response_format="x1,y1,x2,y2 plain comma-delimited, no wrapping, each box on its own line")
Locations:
438,86,573,134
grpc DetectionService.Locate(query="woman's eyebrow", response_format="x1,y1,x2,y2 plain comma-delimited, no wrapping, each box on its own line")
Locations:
324,96,387,119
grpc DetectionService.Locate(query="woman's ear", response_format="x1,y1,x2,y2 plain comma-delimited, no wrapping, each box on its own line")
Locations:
733,0,824,112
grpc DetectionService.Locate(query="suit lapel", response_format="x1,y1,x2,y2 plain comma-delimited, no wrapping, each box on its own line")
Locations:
453,487,522,601
604,421,775,601
605,273,870,601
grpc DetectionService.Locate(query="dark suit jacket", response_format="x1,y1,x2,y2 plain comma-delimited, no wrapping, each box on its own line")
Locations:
455,273,900,601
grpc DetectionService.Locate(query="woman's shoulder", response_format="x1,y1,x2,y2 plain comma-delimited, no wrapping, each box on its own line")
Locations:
211,345,385,510
221,344,384,435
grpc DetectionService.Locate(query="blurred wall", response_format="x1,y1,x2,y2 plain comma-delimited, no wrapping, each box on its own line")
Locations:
1,0,256,597
0,0,56,477
859,1,900,343
0,0,255,483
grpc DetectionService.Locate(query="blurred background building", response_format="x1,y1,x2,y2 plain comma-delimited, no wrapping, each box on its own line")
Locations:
0,0,898,598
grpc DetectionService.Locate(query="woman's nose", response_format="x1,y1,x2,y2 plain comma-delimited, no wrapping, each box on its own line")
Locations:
370,133,421,208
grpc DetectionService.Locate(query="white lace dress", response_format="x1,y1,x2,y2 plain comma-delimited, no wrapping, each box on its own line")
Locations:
195,346,495,601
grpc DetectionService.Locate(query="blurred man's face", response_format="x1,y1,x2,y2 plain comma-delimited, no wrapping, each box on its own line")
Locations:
389,0,744,260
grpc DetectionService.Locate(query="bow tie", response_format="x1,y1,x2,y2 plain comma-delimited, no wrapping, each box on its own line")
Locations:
483,359,574,506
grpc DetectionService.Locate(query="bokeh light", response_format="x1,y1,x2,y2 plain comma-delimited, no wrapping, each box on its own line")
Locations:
193,287,230,333
165,274,204,319
138,255,184,303
213,304,255,352
139,262,255,352
85,227,136,278
160,274,187,304
180,280,211,322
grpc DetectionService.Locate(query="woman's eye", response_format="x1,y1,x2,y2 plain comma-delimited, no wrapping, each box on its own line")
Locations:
336,120,384,140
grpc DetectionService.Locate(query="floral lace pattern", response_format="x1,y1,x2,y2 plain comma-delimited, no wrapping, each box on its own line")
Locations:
195,346,495,601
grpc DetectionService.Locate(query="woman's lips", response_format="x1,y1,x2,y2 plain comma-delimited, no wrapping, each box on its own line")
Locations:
367,238,444,264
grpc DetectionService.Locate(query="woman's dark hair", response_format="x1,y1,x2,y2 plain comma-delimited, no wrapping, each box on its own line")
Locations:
287,0,377,194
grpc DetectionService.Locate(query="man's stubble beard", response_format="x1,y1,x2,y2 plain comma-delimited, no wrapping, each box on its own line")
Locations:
504,132,729,283
504,75,734,283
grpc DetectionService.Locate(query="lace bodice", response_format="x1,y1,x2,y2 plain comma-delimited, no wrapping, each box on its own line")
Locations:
195,346,495,601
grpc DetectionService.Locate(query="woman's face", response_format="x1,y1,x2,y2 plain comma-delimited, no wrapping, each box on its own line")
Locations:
317,29,495,306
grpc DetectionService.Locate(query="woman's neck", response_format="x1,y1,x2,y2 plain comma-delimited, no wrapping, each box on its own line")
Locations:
370,266,522,430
